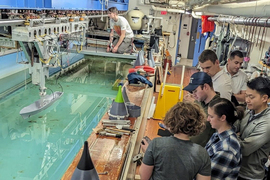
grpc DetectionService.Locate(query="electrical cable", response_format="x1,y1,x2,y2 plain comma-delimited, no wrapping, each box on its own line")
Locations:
46,87,54,99
168,33,176,49
58,82,63,92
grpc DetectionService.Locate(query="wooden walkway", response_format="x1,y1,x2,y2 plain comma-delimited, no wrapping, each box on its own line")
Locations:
145,64,197,138
62,83,150,180
135,65,197,178
62,65,197,180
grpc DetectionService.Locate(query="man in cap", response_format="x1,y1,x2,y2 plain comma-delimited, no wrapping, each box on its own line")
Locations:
183,72,220,147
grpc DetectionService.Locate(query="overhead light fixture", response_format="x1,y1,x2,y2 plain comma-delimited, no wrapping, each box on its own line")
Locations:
194,11,202,15
169,1,185,7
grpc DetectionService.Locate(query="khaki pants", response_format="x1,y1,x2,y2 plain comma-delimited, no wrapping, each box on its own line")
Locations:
112,37,132,54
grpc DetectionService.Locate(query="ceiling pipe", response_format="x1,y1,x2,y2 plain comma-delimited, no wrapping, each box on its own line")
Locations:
192,11,201,19
193,1,270,17
151,5,185,14
208,16,270,27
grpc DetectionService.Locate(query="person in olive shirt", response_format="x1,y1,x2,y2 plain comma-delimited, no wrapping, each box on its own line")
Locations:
183,72,220,147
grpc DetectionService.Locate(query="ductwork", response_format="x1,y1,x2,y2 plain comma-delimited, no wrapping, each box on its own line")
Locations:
191,11,218,19
168,0,185,7
193,0,270,17
192,11,201,19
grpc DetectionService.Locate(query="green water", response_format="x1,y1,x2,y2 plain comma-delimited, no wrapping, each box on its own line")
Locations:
0,64,119,180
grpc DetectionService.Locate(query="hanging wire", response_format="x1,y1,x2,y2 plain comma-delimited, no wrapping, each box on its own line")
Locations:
24,68,27,90
58,83,63,92
47,87,54,99
253,0,258,18
258,18,269,65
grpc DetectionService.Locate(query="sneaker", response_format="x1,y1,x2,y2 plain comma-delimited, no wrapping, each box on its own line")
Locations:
158,122,166,129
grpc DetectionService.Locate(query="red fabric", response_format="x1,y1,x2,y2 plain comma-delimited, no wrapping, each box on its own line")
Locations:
201,15,215,34
135,66,155,73
129,68,137,73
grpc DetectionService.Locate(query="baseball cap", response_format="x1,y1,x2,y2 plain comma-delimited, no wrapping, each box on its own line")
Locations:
183,72,212,92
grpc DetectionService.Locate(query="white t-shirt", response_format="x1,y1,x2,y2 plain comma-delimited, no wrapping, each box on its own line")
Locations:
222,66,248,94
212,70,232,100
110,16,134,39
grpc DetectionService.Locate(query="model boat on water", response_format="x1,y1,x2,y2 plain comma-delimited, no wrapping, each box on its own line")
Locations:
20,91,64,119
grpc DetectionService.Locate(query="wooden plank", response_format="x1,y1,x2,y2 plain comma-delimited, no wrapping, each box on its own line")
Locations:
121,79,154,180
135,65,197,175
62,84,146,180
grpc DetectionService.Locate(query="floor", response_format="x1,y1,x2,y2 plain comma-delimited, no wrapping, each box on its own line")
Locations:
135,64,197,178
176,58,193,67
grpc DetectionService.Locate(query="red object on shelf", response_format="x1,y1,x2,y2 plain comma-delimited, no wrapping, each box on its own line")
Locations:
201,15,215,34
129,68,137,74
135,66,154,72
133,66,155,73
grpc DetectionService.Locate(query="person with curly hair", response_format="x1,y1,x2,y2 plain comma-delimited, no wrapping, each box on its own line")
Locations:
140,102,211,180
206,98,244,179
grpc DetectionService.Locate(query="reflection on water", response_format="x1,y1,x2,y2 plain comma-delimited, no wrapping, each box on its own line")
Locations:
0,61,118,180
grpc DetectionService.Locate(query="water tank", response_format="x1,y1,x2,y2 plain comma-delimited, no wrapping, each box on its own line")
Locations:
126,7,144,31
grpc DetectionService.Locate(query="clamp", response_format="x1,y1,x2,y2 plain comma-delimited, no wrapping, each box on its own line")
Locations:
133,153,143,166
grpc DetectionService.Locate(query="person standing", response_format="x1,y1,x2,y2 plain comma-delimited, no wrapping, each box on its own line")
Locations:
234,77,270,180
199,49,232,100
222,50,248,103
107,7,134,54
183,72,220,147
206,98,243,179
140,102,211,180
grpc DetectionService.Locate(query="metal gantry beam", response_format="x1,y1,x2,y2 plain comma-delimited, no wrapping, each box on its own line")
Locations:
208,16,270,27
0,19,25,26
0,14,109,27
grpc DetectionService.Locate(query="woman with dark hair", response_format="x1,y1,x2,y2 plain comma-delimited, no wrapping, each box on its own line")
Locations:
206,98,244,180
140,102,211,180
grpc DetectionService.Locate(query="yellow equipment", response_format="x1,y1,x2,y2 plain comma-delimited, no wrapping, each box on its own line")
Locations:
153,65,185,120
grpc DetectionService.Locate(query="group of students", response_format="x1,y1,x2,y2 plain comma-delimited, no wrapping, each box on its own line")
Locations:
139,49,270,180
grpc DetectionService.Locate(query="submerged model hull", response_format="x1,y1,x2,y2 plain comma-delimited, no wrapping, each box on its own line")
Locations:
20,91,64,119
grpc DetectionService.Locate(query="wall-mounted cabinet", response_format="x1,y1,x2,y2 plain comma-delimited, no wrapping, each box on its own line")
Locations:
0,0,128,11
108,1,128,11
